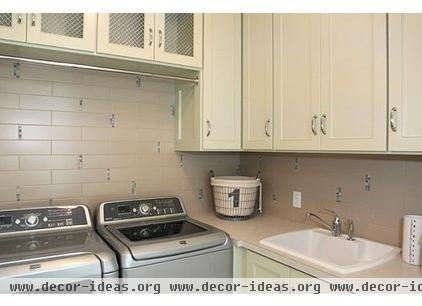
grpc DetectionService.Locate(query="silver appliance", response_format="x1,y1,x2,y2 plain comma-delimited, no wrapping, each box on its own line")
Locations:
96,197,233,278
0,205,118,279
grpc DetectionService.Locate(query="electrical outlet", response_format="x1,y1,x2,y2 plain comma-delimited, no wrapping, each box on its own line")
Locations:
293,191,301,208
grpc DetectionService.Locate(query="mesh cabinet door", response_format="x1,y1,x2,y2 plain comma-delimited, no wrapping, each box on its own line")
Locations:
97,13,155,60
154,13,203,68
0,13,26,42
26,13,97,52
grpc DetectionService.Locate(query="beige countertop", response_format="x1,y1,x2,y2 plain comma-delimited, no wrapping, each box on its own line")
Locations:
190,211,422,278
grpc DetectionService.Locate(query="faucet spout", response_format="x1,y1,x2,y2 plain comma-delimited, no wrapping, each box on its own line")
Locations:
306,212,333,231
306,210,342,237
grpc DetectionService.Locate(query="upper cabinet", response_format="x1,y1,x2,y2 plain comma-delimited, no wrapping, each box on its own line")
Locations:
0,13,26,42
202,14,241,150
389,14,422,152
26,13,97,52
273,14,321,151
154,13,203,68
174,14,241,151
97,13,155,60
242,14,273,150
319,14,387,151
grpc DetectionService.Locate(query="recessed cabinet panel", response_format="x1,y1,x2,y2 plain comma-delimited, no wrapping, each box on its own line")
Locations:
27,13,97,52
154,13,203,68
389,14,422,152
97,13,155,60
242,14,273,150
202,14,241,150
273,14,321,151
0,13,26,42
320,14,387,151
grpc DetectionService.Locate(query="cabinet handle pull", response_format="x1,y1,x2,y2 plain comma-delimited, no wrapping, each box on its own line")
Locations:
31,14,36,26
320,114,327,135
148,28,153,46
158,30,163,48
311,115,318,135
17,14,22,24
206,120,211,137
390,107,398,132
264,120,271,137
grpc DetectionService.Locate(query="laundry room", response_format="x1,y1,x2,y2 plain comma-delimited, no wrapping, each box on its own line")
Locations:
0,0,422,304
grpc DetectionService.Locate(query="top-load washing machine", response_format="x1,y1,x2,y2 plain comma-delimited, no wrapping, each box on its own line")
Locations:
96,196,233,278
0,205,118,280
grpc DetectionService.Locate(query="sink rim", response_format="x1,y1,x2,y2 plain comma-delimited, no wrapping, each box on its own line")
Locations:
260,228,401,274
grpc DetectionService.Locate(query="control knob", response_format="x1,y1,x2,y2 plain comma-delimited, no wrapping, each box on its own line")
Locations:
139,203,151,215
25,214,39,227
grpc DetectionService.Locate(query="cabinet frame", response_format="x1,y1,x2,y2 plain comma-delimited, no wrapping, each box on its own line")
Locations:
0,13,26,43
26,13,97,52
97,13,155,60
154,13,203,68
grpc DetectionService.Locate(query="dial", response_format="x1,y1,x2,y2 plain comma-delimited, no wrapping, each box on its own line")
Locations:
139,203,151,215
25,214,39,227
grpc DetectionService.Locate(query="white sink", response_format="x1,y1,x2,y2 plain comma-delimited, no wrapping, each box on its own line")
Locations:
260,229,401,274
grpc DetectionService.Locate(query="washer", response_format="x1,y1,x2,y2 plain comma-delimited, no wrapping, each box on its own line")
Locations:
96,196,233,278
0,205,118,279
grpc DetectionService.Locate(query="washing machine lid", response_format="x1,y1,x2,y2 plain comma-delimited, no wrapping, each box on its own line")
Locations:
0,253,103,279
108,219,229,260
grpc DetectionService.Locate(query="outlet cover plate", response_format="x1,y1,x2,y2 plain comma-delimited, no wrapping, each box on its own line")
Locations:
293,191,301,208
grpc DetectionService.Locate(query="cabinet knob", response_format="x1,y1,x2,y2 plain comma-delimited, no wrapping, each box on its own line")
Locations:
206,120,211,137
390,107,398,132
311,115,318,135
320,114,327,135
31,13,36,27
158,30,163,48
264,120,271,137
148,28,153,46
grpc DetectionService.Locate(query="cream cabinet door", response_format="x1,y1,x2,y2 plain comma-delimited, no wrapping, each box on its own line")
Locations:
389,14,422,152
26,13,97,52
242,14,273,150
202,14,241,150
320,14,387,151
154,13,203,68
97,13,155,60
273,14,321,151
0,13,26,42
245,250,290,278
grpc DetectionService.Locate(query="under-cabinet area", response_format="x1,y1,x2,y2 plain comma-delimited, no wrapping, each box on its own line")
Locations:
0,11,421,289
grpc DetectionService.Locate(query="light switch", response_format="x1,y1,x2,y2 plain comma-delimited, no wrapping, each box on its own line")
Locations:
293,191,301,208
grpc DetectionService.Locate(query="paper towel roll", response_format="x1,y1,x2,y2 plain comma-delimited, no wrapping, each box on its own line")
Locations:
402,215,422,266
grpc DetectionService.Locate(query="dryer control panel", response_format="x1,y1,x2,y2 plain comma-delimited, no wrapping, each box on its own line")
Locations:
102,197,185,223
0,206,90,235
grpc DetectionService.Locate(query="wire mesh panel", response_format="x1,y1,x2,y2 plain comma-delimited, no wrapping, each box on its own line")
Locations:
212,185,259,221
0,14,12,27
109,13,145,48
164,13,194,57
41,13,84,38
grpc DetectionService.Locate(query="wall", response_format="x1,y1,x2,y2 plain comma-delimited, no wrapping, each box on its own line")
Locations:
0,60,239,215
241,153,422,246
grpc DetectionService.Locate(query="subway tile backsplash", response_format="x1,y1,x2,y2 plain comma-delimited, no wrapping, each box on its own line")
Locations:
241,153,422,247
0,60,239,214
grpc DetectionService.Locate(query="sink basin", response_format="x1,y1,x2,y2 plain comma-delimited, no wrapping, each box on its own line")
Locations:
260,229,401,274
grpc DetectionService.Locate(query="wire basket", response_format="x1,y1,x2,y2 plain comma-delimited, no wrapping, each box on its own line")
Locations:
210,170,262,221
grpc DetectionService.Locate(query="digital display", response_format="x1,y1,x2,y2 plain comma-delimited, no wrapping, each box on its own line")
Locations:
117,205,131,214
0,216,12,226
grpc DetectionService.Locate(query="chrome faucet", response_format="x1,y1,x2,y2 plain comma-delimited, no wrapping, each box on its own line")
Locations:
306,209,341,237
